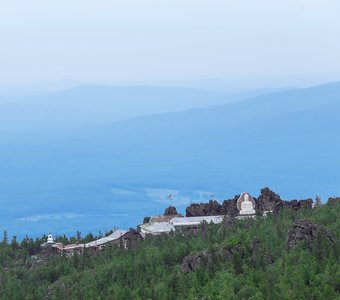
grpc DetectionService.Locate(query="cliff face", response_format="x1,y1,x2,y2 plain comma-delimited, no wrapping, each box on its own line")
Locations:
286,219,334,250
185,187,313,217
257,187,313,214
273,198,313,214
256,187,281,213
185,196,240,217
327,197,340,205
163,206,179,216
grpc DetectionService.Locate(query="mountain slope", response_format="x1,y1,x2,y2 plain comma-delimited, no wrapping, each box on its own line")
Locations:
0,85,276,131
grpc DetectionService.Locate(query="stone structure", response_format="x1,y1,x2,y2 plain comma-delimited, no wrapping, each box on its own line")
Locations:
62,244,85,256
47,234,54,244
40,234,61,253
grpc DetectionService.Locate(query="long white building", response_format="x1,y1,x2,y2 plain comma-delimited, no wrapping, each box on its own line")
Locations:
85,229,128,251
139,215,224,236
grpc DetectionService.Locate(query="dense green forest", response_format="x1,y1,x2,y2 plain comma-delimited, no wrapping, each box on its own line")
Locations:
0,202,339,300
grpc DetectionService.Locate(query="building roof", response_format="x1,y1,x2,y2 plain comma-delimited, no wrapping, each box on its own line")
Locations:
140,222,175,234
63,243,84,250
149,215,176,223
170,215,224,227
51,243,64,250
85,229,127,248
139,215,225,235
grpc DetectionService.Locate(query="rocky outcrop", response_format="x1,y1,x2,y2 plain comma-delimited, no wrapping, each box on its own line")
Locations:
256,187,312,215
185,188,282,217
123,229,143,249
273,199,313,214
45,281,66,300
186,200,223,217
250,236,274,266
327,197,340,205
256,187,281,213
221,195,240,217
186,196,239,217
181,251,212,273
286,219,334,250
164,206,178,216
181,246,241,273
250,236,261,266
185,188,314,217
143,217,151,224
222,215,236,228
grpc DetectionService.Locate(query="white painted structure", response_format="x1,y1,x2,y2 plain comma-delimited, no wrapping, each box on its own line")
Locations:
139,222,175,237
237,192,256,217
139,215,224,236
85,229,127,249
47,234,54,244
171,215,224,227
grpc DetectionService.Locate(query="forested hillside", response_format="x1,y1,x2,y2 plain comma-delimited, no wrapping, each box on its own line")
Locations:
0,202,339,299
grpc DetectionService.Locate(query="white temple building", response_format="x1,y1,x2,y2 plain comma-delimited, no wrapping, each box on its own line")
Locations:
85,229,127,251
139,215,224,236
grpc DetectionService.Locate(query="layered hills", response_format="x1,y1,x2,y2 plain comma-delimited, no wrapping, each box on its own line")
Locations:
0,82,339,237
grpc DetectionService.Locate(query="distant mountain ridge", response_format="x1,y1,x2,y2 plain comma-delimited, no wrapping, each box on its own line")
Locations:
0,85,281,131
0,81,339,237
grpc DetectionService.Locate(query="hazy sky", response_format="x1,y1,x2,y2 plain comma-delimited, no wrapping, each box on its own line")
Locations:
1,0,340,89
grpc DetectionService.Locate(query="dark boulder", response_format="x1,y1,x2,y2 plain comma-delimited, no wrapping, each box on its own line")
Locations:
45,281,66,300
286,219,334,250
299,199,313,209
122,229,143,249
274,199,313,214
185,187,314,218
143,216,151,224
181,251,212,273
256,187,281,213
327,197,340,205
185,196,239,217
217,215,236,234
222,215,236,228
181,246,241,273
186,200,223,217
250,236,274,265
164,206,178,216
221,195,239,217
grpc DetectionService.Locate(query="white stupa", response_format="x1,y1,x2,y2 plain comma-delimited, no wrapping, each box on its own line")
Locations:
47,234,54,244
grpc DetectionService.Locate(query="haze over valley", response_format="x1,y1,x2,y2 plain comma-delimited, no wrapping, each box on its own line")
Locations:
1,82,339,238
